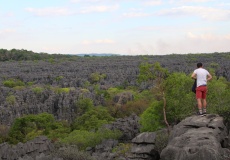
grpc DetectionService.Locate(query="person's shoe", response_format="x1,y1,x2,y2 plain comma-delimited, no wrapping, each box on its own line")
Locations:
197,112,204,117
203,112,207,116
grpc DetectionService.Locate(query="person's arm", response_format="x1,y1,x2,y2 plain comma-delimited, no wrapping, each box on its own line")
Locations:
191,72,196,79
207,73,212,81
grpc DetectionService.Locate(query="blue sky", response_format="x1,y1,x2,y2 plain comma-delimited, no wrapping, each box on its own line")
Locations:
1,0,230,55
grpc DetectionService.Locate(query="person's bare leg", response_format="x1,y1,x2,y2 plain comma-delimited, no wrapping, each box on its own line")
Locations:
197,98,203,115
203,99,207,114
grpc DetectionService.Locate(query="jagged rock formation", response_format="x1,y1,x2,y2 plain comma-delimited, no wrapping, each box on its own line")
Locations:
0,53,229,125
128,132,160,160
1,114,230,160
0,136,54,160
104,114,140,141
160,114,230,160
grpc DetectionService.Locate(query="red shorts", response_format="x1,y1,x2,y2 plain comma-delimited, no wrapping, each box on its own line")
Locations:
196,86,207,99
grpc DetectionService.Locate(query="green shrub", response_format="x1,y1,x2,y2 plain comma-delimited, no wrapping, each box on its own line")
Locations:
55,76,64,82
164,72,195,122
53,87,70,94
32,87,44,94
60,128,121,150
107,87,123,96
72,107,114,131
8,113,63,144
27,81,34,86
89,72,106,83
3,79,25,88
75,98,94,115
6,95,16,105
13,86,25,90
140,101,164,132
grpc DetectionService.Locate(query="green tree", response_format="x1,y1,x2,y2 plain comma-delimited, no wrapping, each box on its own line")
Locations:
72,107,114,131
164,72,195,122
75,98,94,115
138,62,170,133
207,76,230,120
140,101,164,132
8,113,60,144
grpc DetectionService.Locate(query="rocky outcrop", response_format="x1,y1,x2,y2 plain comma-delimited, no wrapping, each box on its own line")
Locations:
129,132,160,160
90,132,160,160
104,114,140,141
90,139,120,160
160,114,230,160
0,136,54,160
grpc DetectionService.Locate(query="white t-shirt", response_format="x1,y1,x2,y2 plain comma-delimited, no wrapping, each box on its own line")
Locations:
193,68,210,87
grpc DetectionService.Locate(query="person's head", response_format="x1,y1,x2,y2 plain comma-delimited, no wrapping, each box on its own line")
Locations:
197,62,203,68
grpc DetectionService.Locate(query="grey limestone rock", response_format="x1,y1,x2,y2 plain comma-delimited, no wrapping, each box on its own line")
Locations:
160,114,230,160
129,132,160,160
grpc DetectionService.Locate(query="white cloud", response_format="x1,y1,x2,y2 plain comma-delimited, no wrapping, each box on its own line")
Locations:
79,5,119,13
123,12,150,18
158,6,230,21
142,0,162,6
25,7,74,16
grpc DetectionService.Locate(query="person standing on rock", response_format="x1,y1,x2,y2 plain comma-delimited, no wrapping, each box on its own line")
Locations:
191,62,212,116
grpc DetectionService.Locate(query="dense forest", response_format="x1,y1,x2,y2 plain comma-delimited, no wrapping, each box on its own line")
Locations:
0,48,229,159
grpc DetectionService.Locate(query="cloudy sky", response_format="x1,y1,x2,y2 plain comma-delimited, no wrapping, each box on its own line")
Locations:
1,0,230,55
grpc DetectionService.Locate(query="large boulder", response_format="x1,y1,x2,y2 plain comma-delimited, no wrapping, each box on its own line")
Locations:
128,132,160,160
160,114,230,160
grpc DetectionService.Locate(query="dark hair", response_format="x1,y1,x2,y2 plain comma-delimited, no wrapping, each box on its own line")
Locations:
197,63,202,68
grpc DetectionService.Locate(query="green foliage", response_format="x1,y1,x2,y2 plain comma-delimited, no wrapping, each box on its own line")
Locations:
75,98,94,115
27,81,34,86
164,72,195,122
137,62,168,84
60,128,121,150
32,87,44,94
3,79,25,88
6,95,16,105
13,86,26,90
8,113,69,144
133,89,153,101
107,87,123,96
137,62,155,83
89,72,106,83
53,87,70,94
72,107,114,131
55,76,64,81
94,85,110,100
207,76,230,119
140,101,164,132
